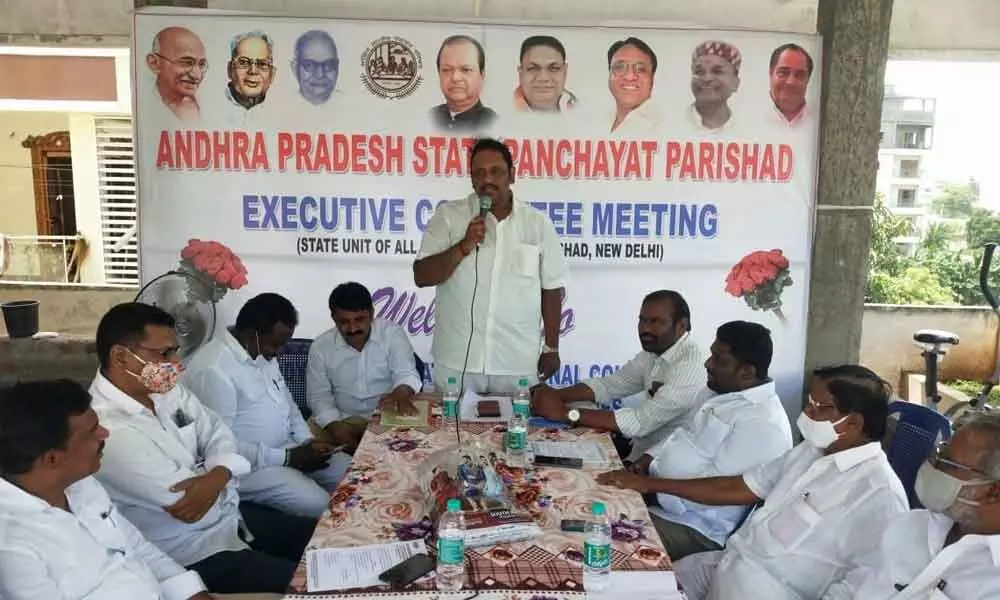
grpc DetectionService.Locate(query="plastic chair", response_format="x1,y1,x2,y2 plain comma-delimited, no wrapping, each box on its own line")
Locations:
277,337,314,419
885,400,952,508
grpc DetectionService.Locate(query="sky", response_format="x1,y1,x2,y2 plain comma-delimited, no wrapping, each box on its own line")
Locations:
886,60,1000,210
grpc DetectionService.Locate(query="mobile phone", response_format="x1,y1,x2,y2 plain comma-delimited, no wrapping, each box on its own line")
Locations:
533,455,584,469
378,553,436,588
560,519,588,532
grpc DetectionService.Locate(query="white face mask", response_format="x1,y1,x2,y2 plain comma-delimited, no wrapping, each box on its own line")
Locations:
796,411,847,449
915,461,991,515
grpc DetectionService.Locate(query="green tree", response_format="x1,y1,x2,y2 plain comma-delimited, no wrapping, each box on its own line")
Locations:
932,182,978,218
966,207,1000,248
868,265,955,305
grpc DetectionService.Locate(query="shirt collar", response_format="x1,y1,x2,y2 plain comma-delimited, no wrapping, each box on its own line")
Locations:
688,103,733,131
0,476,50,514
653,332,692,365
831,440,883,471
726,379,776,404
92,371,149,417
928,511,1000,566
222,327,255,365
773,100,808,126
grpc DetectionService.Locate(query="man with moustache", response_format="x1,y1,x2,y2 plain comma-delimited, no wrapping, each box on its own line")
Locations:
0,379,213,600
768,43,814,127
414,138,567,393
147,26,207,121
306,282,422,454
292,30,339,105
854,413,1000,599
689,40,742,131
184,293,346,519
607,37,663,135
514,35,576,113
531,290,704,460
226,31,276,110
430,35,497,131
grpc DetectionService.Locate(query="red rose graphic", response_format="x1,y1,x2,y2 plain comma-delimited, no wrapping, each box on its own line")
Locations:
724,249,793,322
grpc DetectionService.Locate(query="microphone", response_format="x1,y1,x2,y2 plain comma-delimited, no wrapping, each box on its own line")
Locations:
478,195,492,219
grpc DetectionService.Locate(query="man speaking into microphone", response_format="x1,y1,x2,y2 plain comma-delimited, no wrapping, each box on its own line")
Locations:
414,137,568,393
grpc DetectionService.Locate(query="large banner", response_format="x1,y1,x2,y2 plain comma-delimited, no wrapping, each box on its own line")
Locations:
133,10,820,416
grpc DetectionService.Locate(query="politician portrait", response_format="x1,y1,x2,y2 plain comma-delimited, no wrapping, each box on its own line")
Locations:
607,37,662,135
769,43,814,127
146,26,207,121
292,30,339,105
514,35,576,113
430,35,497,131
226,31,276,110
689,40,742,131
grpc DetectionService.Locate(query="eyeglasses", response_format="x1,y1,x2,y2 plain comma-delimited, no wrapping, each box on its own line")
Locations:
155,53,208,72
297,58,339,76
929,443,995,480
611,61,651,77
234,57,273,72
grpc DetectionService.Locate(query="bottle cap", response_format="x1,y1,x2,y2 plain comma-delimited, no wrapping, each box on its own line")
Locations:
447,498,461,512
591,501,606,516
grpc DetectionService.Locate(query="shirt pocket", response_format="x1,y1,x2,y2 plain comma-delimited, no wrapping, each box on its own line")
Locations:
177,423,199,455
692,410,732,454
763,494,823,552
512,243,541,279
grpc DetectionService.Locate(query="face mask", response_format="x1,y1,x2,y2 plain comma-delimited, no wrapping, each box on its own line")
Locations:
796,411,847,449
126,348,183,394
914,461,991,513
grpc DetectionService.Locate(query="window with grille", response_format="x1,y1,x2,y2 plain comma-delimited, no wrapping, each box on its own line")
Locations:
95,118,139,286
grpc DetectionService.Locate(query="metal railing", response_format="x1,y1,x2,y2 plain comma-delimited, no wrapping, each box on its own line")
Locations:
0,234,87,284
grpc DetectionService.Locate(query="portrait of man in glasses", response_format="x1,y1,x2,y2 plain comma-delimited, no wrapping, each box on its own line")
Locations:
146,26,207,121
606,36,663,135
292,30,339,106
226,31,276,110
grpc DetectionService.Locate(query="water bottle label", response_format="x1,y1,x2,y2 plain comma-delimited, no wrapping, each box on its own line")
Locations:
507,429,526,451
438,536,465,565
513,402,530,417
443,399,458,419
583,541,611,569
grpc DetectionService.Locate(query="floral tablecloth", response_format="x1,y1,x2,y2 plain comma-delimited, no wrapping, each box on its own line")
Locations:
282,411,672,600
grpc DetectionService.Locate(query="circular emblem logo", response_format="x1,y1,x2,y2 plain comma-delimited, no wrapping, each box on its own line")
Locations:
360,36,422,99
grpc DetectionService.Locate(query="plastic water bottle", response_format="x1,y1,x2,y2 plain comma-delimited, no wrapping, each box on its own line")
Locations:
513,378,531,418
583,501,612,592
436,498,466,591
506,409,528,465
442,376,459,428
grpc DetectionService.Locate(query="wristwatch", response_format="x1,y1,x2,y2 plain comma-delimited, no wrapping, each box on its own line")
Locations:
542,343,559,354
567,408,581,425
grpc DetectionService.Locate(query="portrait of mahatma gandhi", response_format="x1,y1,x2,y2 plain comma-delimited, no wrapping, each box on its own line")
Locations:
430,35,497,131
769,43,814,125
292,30,339,105
226,31,276,110
146,26,207,121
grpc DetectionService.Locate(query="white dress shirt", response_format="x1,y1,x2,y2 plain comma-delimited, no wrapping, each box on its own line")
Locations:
0,476,206,600
687,441,908,600
646,380,794,545
581,333,705,457
417,194,568,376
89,373,251,567
771,101,811,128
306,318,423,428
855,510,1000,599
183,329,313,468
610,98,665,137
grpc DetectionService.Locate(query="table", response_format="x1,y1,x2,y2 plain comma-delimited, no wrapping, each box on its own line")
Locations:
283,404,673,599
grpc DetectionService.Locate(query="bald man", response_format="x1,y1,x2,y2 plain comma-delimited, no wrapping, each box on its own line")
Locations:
147,27,207,121
430,35,497,131
292,30,339,105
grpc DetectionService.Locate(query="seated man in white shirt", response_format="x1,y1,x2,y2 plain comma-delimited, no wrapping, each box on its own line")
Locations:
531,290,704,459
625,321,793,561
0,379,212,600
306,282,423,453
598,364,908,600
90,302,318,594
184,292,345,519
854,412,1000,599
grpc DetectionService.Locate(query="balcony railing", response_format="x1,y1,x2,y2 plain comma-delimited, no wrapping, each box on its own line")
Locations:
0,234,88,284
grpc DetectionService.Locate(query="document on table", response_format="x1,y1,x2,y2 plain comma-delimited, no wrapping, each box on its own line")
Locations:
528,440,608,464
589,571,683,599
460,390,513,422
305,539,426,592
380,398,432,427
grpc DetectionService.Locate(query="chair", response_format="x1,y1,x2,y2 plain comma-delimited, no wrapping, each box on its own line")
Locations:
885,400,952,508
277,337,314,419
